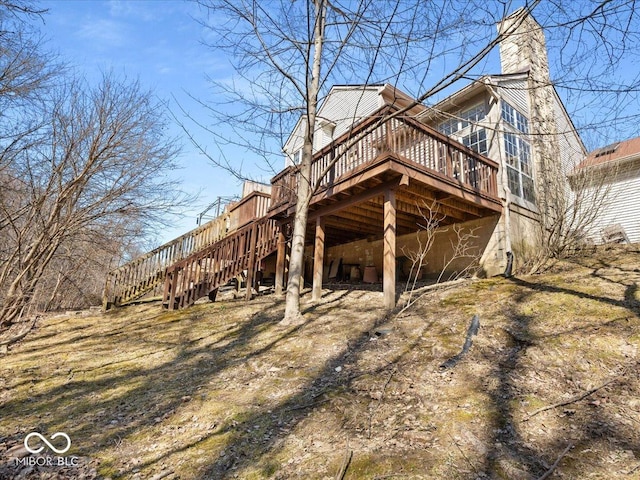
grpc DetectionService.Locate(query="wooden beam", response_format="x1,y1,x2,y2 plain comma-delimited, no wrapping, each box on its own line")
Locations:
323,216,380,236
312,217,325,301
275,228,286,295
383,189,397,309
332,205,420,232
309,175,408,221
396,198,468,223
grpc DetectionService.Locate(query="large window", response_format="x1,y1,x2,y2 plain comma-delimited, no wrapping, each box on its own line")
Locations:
462,129,488,155
502,102,534,203
438,104,488,156
438,104,486,136
502,102,528,134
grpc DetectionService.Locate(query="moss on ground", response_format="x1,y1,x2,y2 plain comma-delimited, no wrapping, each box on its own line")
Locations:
1,246,639,479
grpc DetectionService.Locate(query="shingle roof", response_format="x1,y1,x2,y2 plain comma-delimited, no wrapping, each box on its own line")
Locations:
579,136,640,169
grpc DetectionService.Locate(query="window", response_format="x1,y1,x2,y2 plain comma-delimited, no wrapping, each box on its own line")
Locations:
503,130,535,203
438,104,486,136
462,129,488,155
502,101,534,203
292,149,302,165
502,102,529,134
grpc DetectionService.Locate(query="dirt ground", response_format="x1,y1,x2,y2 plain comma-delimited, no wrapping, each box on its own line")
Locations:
1,245,640,479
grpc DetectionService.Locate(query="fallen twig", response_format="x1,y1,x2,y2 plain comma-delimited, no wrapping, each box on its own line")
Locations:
335,449,352,480
536,443,572,480
368,367,396,439
149,470,175,480
447,432,478,475
524,377,618,421
625,463,640,475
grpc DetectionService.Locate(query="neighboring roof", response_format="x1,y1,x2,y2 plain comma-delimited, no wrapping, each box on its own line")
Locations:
578,136,640,170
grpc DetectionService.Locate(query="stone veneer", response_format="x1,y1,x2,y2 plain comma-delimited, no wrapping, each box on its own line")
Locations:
499,9,564,227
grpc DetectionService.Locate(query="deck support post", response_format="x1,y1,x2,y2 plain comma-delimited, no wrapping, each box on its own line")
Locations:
245,223,257,301
312,217,325,301
383,188,397,309
275,228,286,295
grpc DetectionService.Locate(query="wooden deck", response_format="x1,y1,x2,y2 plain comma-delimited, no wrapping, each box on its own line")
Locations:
269,109,502,247
267,109,502,308
104,108,503,311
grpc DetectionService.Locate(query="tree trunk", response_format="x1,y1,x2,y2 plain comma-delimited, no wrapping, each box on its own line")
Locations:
283,170,313,322
282,0,326,323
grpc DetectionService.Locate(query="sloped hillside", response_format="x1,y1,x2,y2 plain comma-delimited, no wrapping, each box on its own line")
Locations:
1,246,639,479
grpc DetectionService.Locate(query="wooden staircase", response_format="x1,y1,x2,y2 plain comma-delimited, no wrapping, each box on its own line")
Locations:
103,190,275,310
162,216,279,310
103,211,232,309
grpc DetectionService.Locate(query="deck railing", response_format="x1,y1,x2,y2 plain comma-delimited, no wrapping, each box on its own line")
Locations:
270,111,499,210
104,189,274,308
103,211,232,308
228,191,272,231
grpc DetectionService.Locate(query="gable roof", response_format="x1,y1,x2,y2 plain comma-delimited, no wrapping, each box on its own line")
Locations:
282,83,423,154
418,72,529,121
578,136,640,170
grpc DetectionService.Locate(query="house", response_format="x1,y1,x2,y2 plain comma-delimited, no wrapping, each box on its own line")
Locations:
104,9,588,311
574,136,640,244
276,8,585,292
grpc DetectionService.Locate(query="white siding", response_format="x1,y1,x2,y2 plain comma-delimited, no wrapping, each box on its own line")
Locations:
318,87,380,143
553,96,586,175
496,78,529,116
583,165,640,244
282,87,382,167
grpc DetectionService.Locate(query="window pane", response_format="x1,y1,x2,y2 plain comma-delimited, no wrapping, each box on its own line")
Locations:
507,165,521,197
502,102,515,126
439,104,485,136
519,140,532,175
438,118,456,135
516,111,529,134
504,132,518,166
502,101,529,133
462,128,488,155
522,175,536,203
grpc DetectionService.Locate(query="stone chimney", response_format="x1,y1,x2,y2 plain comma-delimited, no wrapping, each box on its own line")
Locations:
499,8,551,82
498,9,562,225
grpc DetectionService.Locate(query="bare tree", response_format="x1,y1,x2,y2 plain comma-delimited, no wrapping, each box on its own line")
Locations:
0,73,184,330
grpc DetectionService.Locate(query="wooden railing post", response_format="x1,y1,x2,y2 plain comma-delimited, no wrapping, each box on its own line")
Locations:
245,222,258,301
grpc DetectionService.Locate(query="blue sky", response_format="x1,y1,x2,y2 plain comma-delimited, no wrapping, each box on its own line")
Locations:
40,0,265,244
